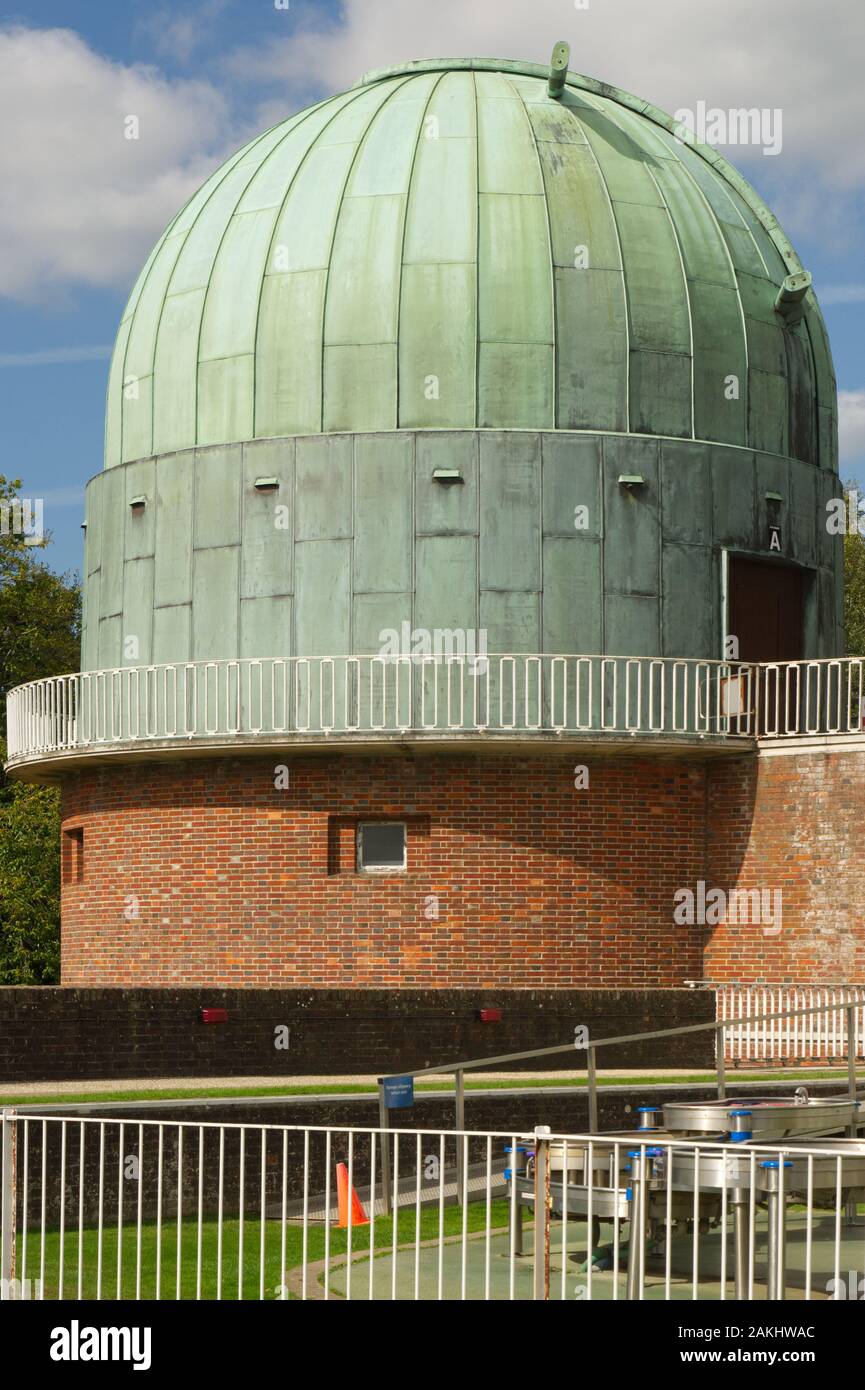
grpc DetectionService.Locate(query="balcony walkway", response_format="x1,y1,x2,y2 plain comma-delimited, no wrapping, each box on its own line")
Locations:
5,653,864,779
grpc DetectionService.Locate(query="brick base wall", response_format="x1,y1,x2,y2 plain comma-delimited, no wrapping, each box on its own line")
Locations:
706,745,865,985
55,742,865,992
60,753,709,989
0,987,714,1082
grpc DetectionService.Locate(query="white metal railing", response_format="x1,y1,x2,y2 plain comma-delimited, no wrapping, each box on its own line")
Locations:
1,1112,862,1303
719,987,865,1063
755,658,865,739
6,655,865,765
0,654,764,762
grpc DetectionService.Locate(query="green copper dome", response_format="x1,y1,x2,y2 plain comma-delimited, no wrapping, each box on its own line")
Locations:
105,57,837,470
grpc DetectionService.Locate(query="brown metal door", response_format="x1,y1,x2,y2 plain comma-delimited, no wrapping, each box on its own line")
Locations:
729,557,804,732
729,557,803,663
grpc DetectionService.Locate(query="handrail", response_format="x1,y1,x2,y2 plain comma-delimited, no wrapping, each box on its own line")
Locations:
380,997,865,1083
4,653,764,761
376,995,864,1209
8,653,865,766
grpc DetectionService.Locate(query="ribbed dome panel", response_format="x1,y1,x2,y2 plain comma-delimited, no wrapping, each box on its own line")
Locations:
105,60,837,470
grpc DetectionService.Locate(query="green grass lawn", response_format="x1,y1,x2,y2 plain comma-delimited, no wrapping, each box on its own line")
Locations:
22,1194,857,1302
19,1200,512,1300
2,1068,859,1109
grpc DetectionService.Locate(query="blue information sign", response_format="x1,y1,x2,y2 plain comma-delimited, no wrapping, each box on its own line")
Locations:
383,1076,415,1109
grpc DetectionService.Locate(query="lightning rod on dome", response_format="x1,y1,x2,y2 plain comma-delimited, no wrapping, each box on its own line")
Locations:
547,40,570,99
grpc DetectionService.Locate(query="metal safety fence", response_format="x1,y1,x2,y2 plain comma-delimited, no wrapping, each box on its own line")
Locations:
2,1112,864,1302
8,654,865,767
3,654,768,763
718,987,865,1063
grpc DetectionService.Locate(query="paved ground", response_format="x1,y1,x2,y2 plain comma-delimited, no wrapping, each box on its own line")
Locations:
3,1067,844,1099
324,1209,849,1301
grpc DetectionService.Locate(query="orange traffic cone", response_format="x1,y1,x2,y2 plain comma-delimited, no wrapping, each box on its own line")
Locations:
336,1162,369,1227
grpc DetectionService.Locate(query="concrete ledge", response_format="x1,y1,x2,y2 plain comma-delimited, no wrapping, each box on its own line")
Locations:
6,730,754,784
757,733,865,757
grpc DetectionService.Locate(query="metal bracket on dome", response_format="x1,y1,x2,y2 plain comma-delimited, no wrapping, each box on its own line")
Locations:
774,270,812,327
547,41,570,99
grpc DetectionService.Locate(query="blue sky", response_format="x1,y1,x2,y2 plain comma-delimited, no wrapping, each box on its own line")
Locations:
1,0,863,579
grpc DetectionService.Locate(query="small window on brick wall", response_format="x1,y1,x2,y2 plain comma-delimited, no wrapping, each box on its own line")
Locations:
327,815,428,874
63,827,84,885
356,821,407,874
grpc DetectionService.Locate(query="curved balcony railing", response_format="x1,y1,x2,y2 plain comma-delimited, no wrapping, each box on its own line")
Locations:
5,654,865,766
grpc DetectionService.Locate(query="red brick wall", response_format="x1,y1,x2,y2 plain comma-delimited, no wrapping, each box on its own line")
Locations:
705,746,865,985
60,753,708,988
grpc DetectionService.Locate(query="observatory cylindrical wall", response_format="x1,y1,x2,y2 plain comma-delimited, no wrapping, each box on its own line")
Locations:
81,429,843,671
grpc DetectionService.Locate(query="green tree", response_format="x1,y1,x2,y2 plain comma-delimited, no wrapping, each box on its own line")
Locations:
0,781,62,982
0,475,81,983
843,485,865,656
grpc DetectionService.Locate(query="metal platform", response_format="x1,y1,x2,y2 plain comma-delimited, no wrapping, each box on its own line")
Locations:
507,1090,865,1300
662,1092,865,1142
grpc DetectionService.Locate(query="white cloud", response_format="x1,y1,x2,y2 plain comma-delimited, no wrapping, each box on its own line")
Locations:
4,6,864,304
839,390,865,464
135,0,231,66
224,0,865,259
0,25,235,301
39,487,86,508
0,344,112,367
228,0,865,186
819,286,865,306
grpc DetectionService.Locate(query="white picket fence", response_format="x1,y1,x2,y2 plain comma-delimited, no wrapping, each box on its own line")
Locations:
718,987,865,1062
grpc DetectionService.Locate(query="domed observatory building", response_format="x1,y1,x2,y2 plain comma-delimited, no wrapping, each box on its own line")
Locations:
7,52,859,993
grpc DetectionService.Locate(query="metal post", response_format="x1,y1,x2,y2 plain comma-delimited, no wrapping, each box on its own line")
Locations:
377,1083,391,1217
776,1162,788,1302
455,1069,465,1202
716,1024,726,1099
765,1184,778,1301
846,1004,858,1121
506,1147,526,1258
587,1047,598,1133
845,1004,859,1225
729,1107,754,1297
532,1126,551,1300
1,1108,16,1300
762,1161,789,1301
731,1191,749,1300
626,1148,647,1301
